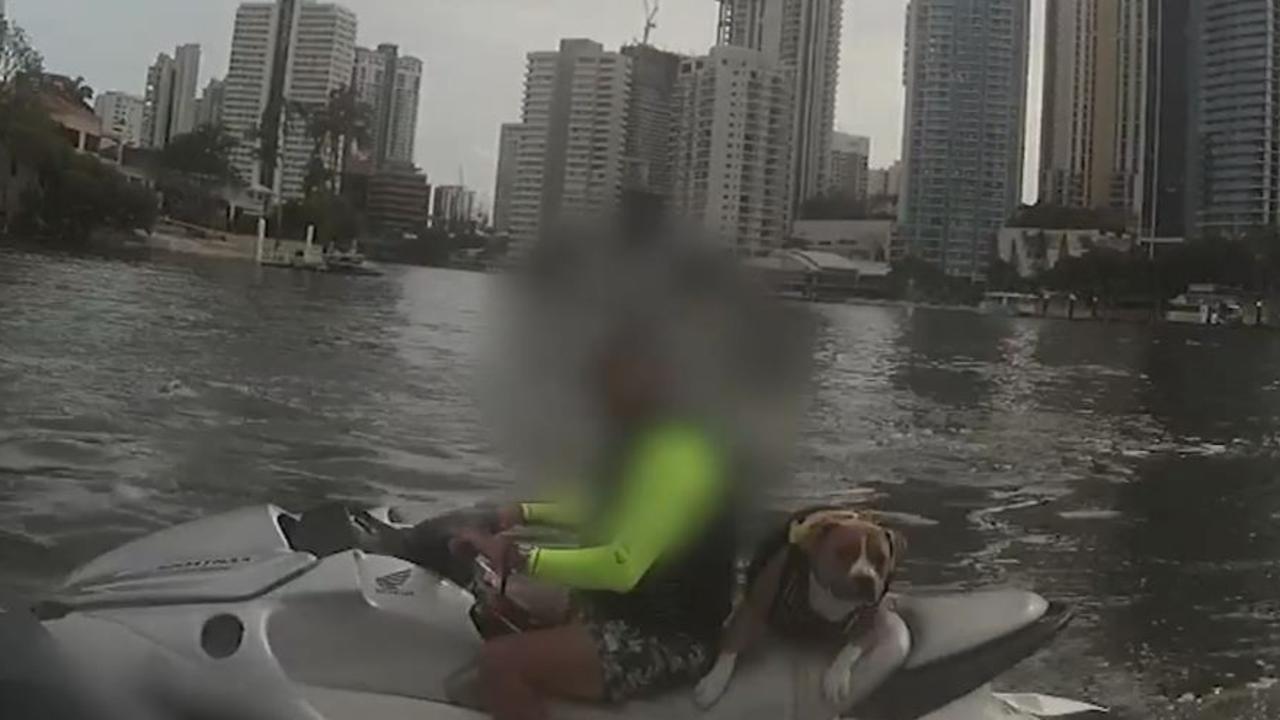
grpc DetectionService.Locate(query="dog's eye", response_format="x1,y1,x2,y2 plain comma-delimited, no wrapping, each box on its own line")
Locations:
866,539,886,566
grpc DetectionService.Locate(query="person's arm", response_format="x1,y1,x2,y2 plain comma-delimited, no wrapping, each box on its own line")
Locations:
518,500,584,528
523,427,724,593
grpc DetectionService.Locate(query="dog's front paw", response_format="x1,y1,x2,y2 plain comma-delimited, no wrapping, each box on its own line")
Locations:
821,645,864,706
693,654,737,709
821,660,853,705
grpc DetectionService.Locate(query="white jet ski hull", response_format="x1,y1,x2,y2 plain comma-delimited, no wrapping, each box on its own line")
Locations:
2,504,1102,720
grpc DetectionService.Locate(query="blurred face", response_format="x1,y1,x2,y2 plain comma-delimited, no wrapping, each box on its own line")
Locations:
597,351,659,423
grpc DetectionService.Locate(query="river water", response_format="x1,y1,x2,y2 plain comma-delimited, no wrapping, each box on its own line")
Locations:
4,246,1280,717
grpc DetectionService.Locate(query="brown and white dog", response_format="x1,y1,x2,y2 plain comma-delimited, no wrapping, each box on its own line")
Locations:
694,506,906,709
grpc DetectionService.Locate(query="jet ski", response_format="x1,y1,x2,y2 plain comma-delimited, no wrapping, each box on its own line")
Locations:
0,503,1106,720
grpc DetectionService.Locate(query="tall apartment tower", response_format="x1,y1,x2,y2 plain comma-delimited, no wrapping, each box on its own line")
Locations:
94,92,146,147
867,161,902,199
1040,0,1196,233
223,0,357,199
897,0,1030,279
619,44,684,198
670,45,794,248
505,39,631,246
493,122,532,234
1101,0,1195,239
1039,0,1118,209
432,185,476,228
353,44,423,167
716,0,843,216
223,1,276,187
827,131,870,203
142,44,200,148
194,78,226,129
1192,0,1278,237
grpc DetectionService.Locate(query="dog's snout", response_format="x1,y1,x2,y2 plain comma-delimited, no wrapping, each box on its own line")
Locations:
847,573,879,602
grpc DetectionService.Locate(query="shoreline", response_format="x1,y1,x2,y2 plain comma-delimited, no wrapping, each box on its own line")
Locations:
7,234,1274,331
142,222,257,261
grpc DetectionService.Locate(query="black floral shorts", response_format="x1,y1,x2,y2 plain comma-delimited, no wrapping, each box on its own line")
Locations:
586,618,714,702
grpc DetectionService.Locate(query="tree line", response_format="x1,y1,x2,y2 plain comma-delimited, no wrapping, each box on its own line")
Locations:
992,231,1280,304
0,19,157,243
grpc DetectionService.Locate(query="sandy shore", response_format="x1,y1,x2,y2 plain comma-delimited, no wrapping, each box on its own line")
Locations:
143,223,257,261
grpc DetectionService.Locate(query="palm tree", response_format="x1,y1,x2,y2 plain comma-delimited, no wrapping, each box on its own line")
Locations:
326,86,373,179
296,86,373,196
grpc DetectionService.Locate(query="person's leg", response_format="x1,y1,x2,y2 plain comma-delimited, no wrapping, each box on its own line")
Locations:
478,623,605,720
587,619,714,704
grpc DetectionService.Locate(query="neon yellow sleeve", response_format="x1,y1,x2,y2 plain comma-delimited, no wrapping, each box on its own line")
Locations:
519,501,583,528
525,426,725,593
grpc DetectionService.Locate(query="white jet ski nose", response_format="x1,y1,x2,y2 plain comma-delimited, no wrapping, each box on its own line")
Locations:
993,693,1109,717
852,593,1075,719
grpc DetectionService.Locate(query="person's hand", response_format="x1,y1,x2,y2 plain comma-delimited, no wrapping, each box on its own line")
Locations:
495,503,524,532
448,527,494,558
450,528,523,576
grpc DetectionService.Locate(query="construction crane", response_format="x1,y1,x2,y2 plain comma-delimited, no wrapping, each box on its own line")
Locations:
642,0,659,45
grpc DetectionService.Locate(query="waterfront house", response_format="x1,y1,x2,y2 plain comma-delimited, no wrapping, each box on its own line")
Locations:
38,76,103,154
744,249,891,300
997,226,1133,278
790,219,893,261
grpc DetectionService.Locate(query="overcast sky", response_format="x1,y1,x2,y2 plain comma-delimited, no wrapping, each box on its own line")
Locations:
9,0,1044,208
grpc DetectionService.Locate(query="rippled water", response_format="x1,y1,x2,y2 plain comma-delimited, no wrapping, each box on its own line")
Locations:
5,246,1280,717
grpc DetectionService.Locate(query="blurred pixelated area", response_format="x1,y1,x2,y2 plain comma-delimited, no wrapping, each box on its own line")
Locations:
477,225,816,507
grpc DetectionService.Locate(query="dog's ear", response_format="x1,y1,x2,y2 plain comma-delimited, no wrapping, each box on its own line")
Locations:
855,511,906,553
788,508,863,552
788,515,831,554
884,528,907,563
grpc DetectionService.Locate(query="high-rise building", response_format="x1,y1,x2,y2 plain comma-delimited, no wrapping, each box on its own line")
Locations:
223,0,357,199
143,55,176,148
142,44,200,148
493,122,532,234
432,185,476,228
826,132,870,203
867,160,902,199
223,2,276,186
172,44,200,137
353,44,423,167
670,45,793,248
365,164,430,233
1038,0,1194,237
505,39,631,246
1109,0,1197,239
1190,0,1279,237
1111,0,1146,226
619,44,684,197
387,56,422,165
717,0,843,215
1039,0,1118,209
194,78,226,129
94,91,145,147
897,0,1031,279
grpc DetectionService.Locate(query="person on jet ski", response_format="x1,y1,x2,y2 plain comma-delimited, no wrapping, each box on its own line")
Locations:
451,332,735,720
